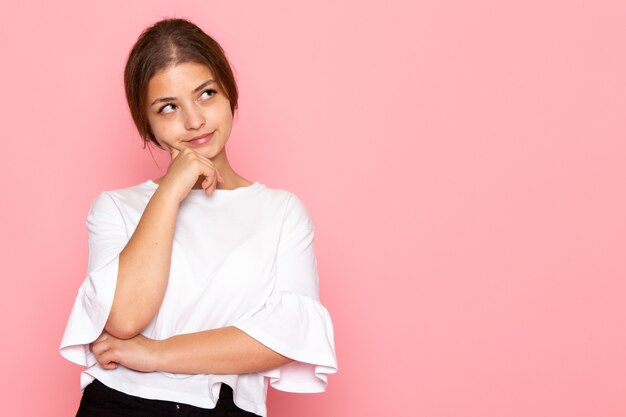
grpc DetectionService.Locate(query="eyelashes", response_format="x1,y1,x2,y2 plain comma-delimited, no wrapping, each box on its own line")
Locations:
158,104,174,114
200,88,217,99
157,89,217,114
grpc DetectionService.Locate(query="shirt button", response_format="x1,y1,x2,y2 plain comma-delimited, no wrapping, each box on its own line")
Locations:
176,404,180,410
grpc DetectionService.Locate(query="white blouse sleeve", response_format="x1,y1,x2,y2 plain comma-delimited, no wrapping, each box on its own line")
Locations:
232,193,338,393
59,191,128,366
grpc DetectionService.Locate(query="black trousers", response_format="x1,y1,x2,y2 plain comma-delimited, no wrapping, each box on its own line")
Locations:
75,379,261,417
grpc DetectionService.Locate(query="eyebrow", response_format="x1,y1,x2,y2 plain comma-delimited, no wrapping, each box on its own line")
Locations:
150,80,217,106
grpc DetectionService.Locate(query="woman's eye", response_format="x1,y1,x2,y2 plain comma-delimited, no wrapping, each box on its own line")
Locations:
200,89,217,100
158,104,176,114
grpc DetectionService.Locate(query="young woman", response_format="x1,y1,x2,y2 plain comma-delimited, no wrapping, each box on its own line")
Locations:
60,18,338,417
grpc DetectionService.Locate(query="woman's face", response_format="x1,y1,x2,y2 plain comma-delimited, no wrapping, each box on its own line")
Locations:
145,61,233,160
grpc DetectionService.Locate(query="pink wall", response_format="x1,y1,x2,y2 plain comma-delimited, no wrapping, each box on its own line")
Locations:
1,0,624,416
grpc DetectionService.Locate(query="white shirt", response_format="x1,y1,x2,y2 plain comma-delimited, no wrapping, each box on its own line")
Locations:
59,179,338,417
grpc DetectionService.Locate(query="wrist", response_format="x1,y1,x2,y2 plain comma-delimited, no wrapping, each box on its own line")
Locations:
153,185,183,206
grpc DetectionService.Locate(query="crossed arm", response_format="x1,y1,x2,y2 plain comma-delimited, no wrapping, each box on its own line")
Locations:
89,188,294,375
86,187,315,376
90,325,294,374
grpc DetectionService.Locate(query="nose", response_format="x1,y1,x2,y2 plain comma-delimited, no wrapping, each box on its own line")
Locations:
184,105,206,131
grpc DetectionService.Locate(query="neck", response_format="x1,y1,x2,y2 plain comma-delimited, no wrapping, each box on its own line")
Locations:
192,146,249,190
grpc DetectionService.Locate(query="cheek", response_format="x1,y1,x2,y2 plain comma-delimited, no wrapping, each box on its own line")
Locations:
148,116,177,140
217,105,234,127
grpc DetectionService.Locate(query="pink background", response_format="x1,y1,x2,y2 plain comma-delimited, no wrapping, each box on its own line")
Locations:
1,0,625,416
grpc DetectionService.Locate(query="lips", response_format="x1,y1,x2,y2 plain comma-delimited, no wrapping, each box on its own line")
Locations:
186,132,214,145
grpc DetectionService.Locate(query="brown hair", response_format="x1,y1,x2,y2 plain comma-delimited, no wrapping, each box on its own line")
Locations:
124,18,239,150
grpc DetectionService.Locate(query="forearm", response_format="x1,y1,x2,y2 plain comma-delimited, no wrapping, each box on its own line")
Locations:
105,186,180,339
156,326,294,374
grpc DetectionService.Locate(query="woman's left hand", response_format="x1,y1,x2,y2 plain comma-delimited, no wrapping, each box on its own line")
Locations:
90,331,159,372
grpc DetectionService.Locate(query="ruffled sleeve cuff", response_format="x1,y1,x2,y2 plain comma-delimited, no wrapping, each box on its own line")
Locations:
59,254,119,366
232,291,338,393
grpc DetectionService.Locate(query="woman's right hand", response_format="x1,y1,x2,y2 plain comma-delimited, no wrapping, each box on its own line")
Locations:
158,143,225,202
